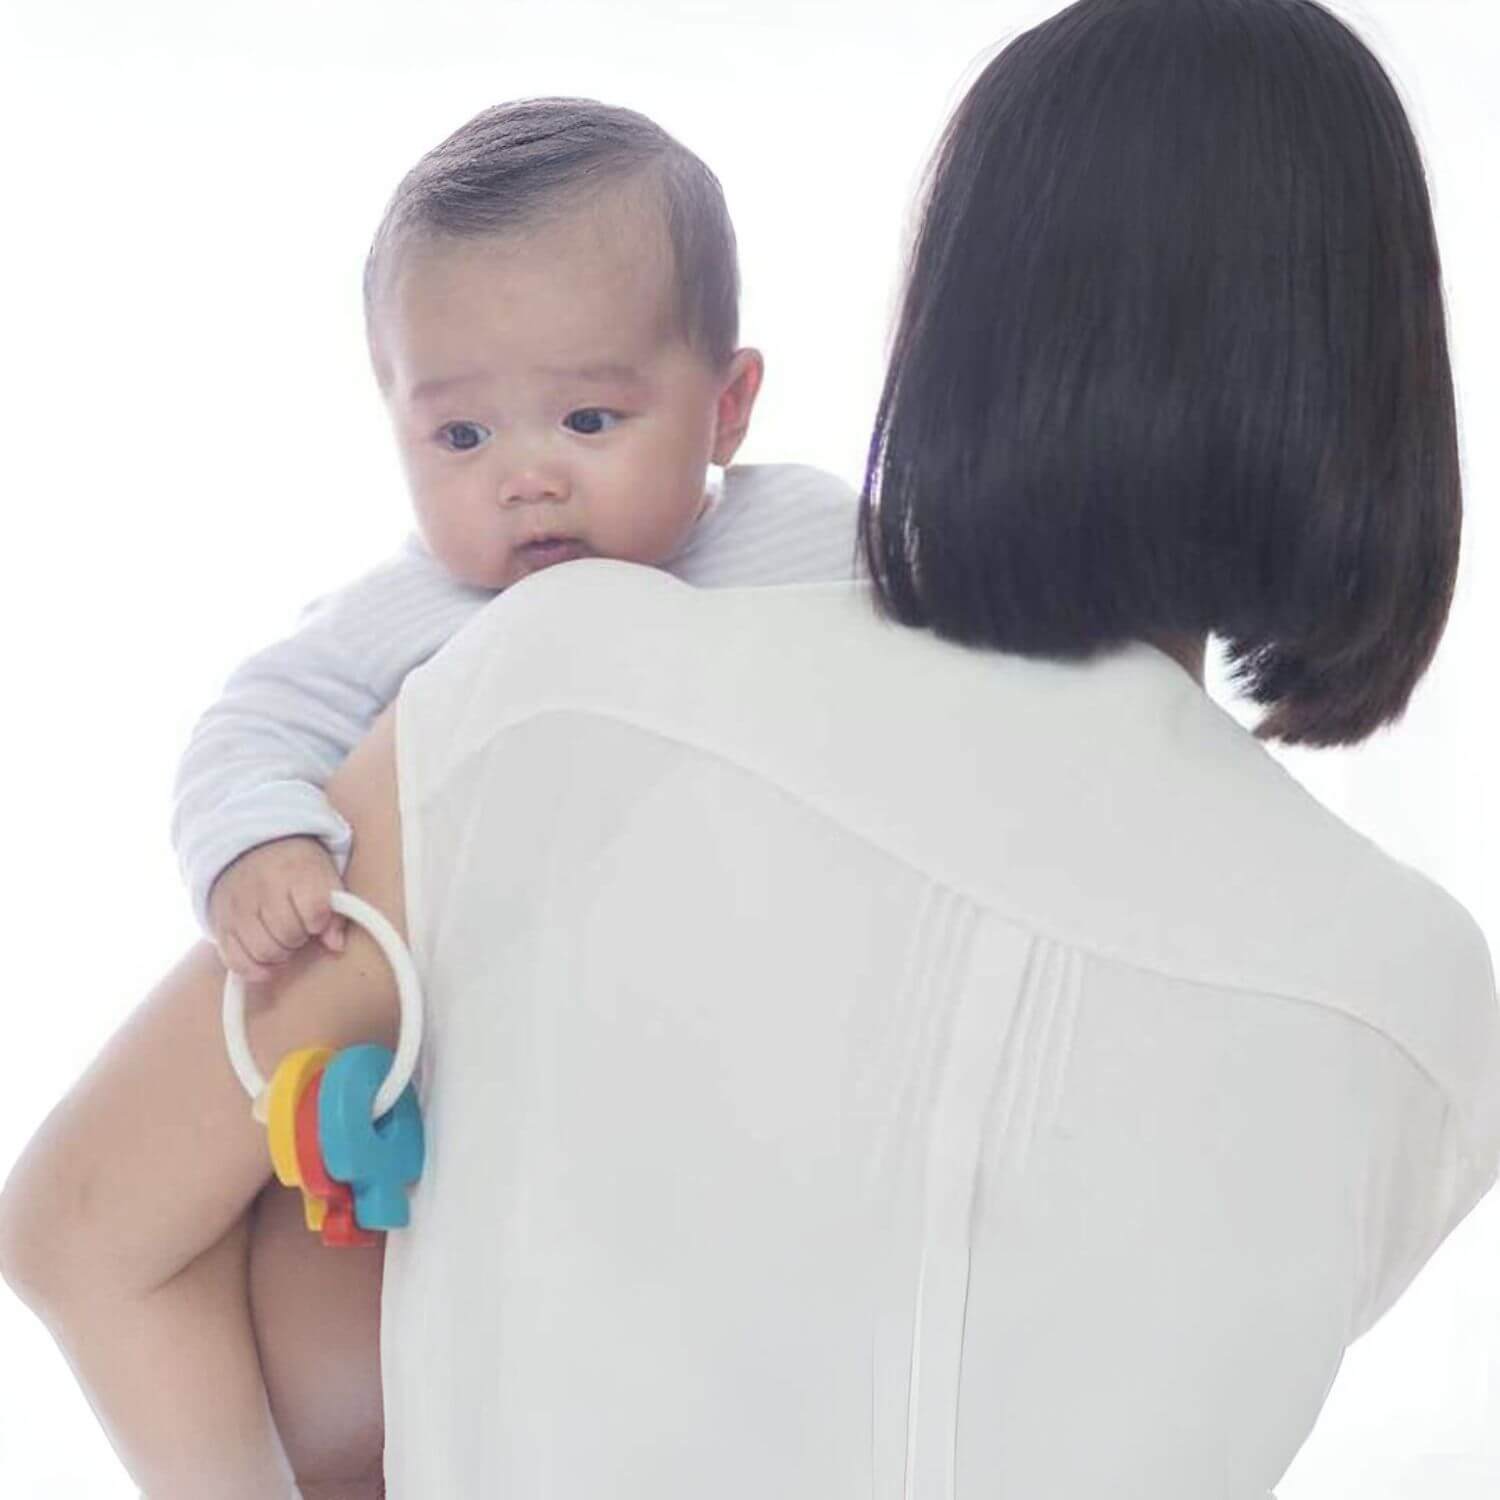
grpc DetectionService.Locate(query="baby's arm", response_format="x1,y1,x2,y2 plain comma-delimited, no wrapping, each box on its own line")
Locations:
172,597,385,952
174,538,487,977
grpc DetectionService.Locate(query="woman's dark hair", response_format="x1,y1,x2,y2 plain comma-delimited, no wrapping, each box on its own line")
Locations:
861,0,1461,746
364,97,739,367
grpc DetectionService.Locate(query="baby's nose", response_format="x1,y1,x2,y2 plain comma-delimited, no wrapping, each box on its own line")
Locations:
500,467,568,505
498,449,570,505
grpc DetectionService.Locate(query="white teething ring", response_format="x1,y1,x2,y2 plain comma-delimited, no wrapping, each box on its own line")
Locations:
222,890,424,1120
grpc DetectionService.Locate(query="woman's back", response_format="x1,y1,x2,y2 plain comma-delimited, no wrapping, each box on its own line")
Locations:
381,561,1500,1499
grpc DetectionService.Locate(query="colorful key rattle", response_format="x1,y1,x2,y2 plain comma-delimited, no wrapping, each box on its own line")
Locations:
222,891,426,1246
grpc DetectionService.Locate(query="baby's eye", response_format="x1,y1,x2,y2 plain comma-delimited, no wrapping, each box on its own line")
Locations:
436,421,492,452
562,408,621,436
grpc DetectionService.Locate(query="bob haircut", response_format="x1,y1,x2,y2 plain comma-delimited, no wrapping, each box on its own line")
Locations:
363,97,739,369
860,0,1462,746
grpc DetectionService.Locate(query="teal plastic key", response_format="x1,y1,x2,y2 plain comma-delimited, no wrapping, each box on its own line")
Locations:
318,1043,426,1230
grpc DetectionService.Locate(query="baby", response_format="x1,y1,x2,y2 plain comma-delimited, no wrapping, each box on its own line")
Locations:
174,97,859,981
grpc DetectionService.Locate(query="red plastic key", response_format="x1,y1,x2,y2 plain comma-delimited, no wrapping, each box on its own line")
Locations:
294,1066,381,1249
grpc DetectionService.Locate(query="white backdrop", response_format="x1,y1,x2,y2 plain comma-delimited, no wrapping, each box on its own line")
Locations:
0,0,1496,1494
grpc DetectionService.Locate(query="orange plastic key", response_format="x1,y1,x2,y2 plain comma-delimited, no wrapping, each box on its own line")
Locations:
294,1064,380,1249
265,1047,334,1231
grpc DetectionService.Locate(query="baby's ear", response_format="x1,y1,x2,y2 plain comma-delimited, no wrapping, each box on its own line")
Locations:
711,348,765,465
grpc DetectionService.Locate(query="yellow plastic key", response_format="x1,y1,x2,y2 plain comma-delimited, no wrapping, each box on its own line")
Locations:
265,1047,335,1230
302,1189,329,1233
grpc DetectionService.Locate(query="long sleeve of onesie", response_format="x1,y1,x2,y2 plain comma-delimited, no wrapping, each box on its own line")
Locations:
172,462,860,937
170,535,493,935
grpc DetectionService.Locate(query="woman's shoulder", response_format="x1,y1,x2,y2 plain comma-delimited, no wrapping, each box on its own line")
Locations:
425,560,869,696
401,563,1500,1162
408,569,1478,980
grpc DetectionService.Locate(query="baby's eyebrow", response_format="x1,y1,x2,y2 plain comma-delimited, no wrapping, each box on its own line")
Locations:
539,361,646,386
408,361,647,404
409,371,492,402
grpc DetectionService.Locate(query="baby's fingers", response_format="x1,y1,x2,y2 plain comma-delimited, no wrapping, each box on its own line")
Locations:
246,909,306,974
222,931,276,986
288,880,346,955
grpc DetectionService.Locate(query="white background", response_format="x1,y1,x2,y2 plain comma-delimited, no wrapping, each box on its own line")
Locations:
0,0,1496,1494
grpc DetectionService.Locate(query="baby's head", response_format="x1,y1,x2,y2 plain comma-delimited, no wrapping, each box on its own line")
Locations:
365,99,763,590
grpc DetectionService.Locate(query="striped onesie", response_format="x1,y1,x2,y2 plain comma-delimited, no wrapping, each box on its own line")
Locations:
172,462,859,933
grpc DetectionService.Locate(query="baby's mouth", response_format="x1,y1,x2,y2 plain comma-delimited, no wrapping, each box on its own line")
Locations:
516,536,589,565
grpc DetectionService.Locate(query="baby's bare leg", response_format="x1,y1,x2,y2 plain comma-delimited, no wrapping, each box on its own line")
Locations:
247,1180,386,1497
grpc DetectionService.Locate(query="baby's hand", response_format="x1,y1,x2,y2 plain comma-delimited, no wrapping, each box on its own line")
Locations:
208,835,349,984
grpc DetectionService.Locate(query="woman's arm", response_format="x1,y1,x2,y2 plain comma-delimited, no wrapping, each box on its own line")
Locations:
0,706,404,1497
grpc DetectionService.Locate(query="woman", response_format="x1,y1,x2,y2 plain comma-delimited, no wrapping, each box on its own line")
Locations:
4,0,1498,1495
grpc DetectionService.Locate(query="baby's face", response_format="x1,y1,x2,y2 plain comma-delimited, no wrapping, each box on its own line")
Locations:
374,204,744,591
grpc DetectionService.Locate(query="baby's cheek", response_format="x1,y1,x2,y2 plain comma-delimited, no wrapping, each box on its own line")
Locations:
624,456,711,562
412,491,493,582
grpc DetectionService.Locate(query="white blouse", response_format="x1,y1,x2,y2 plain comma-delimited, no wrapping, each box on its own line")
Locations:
381,560,1500,1499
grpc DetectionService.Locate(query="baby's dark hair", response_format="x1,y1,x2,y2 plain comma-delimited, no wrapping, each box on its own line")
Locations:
364,97,739,367
862,0,1461,747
